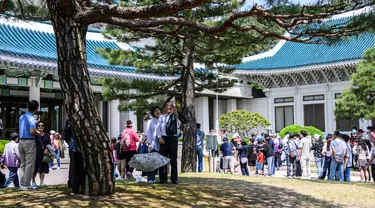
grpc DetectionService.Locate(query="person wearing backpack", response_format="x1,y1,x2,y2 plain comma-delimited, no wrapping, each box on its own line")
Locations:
284,134,298,178
121,120,140,179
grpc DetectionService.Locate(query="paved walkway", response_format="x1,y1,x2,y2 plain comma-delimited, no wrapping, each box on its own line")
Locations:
2,149,368,187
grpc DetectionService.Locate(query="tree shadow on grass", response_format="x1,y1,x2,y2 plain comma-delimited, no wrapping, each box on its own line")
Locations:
1,177,341,208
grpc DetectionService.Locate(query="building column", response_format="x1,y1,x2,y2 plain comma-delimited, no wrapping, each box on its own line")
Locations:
109,99,121,137
326,85,334,133
29,77,40,104
227,99,237,113
196,96,209,133
294,87,303,126
97,101,103,120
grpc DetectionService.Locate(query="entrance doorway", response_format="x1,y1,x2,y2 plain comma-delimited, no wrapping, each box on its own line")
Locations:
0,97,63,138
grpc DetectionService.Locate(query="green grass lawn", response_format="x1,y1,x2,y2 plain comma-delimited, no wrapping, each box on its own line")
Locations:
1,173,374,207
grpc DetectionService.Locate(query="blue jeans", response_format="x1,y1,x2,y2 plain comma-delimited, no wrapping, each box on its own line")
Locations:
322,156,331,179
240,160,249,176
267,156,274,176
315,157,323,177
197,147,203,172
113,162,120,178
3,167,19,188
54,149,61,168
329,155,344,181
344,167,351,182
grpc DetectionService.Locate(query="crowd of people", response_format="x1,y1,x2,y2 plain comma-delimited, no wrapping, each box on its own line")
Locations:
0,100,66,189
216,127,375,183
1,99,375,192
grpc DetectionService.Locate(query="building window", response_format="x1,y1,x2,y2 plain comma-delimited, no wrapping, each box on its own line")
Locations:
336,119,359,131
334,93,342,99
304,104,325,131
102,101,108,132
274,97,294,103
275,106,294,132
303,94,325,101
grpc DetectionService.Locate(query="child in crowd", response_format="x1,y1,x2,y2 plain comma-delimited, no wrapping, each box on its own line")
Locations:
257,152,264,176
111,137,120,180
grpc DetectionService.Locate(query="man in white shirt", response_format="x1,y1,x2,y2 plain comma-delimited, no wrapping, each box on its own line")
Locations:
298,131,312,179
156,101,186,184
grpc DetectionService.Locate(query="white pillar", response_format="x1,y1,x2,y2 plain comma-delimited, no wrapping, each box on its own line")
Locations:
29,77,40,104
227,99,237,113
294,87,303,126
326,85,334,133
109,100,121,137
196,96,209,133
97,101,103,120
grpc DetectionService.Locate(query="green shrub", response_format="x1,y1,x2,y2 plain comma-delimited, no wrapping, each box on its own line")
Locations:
279,125,324,139
0,139,9,155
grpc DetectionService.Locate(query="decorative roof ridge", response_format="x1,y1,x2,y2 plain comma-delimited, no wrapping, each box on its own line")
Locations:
242,39,287,63
0,55,177,81
233,59,359,75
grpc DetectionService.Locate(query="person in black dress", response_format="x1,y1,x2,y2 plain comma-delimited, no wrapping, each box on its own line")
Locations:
31,121,51,187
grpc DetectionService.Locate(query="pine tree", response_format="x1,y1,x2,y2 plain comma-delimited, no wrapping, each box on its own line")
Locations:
100,1,372,172
1,0,371,194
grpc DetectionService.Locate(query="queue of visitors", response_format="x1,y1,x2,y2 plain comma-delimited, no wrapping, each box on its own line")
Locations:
216,127,375,183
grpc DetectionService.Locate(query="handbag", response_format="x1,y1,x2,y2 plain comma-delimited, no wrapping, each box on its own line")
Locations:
42,155,53,164
240,157,248,164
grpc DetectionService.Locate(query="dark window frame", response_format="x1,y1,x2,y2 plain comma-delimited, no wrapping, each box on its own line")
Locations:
334,93,342,99
304,103,325,132
336,119,359,131
275,105,294,132
303,94,325,101
274,97,294,104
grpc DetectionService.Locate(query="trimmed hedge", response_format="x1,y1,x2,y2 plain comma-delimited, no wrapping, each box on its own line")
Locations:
279,125,325,139
0,139,9,155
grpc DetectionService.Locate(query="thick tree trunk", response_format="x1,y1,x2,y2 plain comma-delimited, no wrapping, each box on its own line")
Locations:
46,0,114,195
181,39,197,173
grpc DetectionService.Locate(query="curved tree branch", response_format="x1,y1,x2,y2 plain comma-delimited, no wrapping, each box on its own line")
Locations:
77,0,208,24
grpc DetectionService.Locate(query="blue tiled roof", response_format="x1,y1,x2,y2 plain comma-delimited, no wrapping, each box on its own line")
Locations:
234,17,375,71
0,23,136,72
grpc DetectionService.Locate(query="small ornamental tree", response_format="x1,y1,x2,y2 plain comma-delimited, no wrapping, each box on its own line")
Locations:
219,110,270,136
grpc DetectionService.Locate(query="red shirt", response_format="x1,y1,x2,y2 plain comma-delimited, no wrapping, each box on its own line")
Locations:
122,127,140,151
257,153,264,164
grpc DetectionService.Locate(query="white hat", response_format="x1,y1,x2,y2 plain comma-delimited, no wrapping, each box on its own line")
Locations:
50,130,56,134
314,134,321,140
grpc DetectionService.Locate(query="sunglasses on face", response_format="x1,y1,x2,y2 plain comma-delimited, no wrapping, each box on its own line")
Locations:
38,125,44,127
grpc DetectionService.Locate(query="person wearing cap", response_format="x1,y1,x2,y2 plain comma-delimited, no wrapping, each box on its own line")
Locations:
1,132,20,188
122,120,140,179
321,133,333,180
220,137,235,174
264,134,275,174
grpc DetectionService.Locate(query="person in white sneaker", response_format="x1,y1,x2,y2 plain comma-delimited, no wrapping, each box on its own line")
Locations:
298,131,312,180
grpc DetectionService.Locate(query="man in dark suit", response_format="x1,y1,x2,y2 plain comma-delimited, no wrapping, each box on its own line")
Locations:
157,101,186,184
